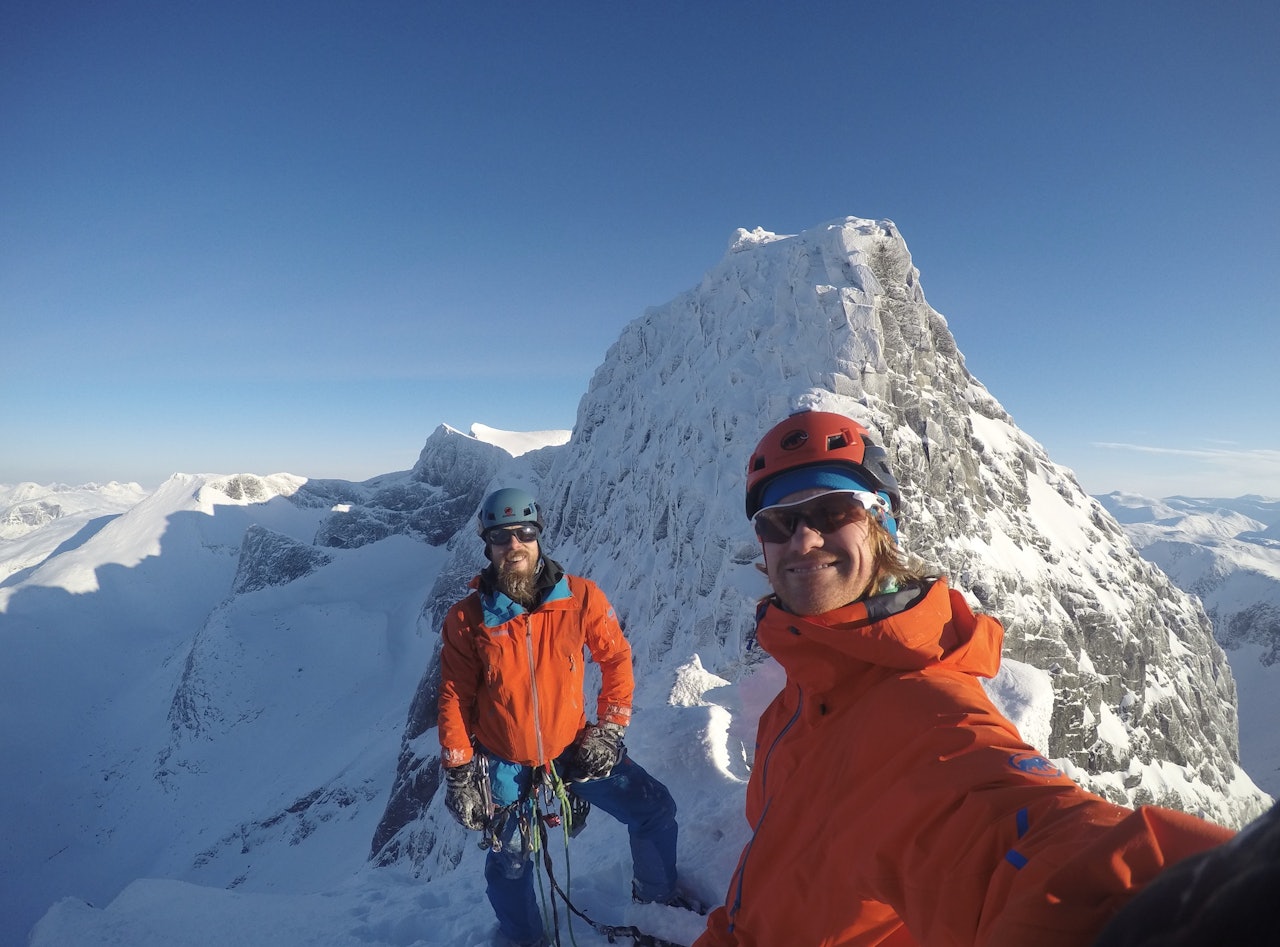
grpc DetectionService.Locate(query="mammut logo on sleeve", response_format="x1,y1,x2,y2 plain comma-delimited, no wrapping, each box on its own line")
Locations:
1007,752,1064,779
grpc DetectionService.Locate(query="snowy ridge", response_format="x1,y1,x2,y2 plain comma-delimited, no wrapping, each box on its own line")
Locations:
4,217,1272,946
0,481,149,586
469,422,572,457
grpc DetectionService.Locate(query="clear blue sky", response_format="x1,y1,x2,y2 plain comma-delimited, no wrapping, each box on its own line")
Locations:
3,1,1277,497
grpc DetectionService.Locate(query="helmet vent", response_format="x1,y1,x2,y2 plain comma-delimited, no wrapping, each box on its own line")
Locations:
826,433,849,450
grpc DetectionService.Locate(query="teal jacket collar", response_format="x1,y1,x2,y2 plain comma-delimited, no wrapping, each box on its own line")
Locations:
478,557,570,627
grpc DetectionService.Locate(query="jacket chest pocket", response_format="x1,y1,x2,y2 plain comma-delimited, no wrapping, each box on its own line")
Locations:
550,624,586,670
474,623,526,691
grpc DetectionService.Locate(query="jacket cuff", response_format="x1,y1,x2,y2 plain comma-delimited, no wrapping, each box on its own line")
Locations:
441,746,473,767
599,703,632,727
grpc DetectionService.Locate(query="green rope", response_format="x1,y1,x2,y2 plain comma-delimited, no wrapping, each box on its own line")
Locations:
522,795,557,946
545,763,581,947
526,762,579,947
530,762,684,947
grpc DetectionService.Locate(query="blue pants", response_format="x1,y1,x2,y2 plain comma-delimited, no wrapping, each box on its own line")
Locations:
482,751,678,945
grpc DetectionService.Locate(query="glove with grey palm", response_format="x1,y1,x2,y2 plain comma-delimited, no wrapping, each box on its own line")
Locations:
443,760,489,830
570,722,626,780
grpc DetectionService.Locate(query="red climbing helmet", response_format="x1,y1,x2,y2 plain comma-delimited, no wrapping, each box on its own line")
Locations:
745,410,902,518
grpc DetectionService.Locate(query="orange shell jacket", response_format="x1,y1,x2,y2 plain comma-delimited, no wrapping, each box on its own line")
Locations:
438,564,634,768
695,578,1236,947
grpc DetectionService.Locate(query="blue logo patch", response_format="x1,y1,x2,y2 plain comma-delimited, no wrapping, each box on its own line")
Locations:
1007,752,1065,779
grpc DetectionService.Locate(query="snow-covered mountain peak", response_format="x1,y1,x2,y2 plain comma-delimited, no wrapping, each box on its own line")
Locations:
373,218,1267,887
422,422,570,463
6,215,1274,946
0,480,148,539
562,217,1267,826
728,225,789,251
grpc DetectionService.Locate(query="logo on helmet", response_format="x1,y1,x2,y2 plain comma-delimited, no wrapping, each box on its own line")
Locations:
503,507,515,517
779,429,810,451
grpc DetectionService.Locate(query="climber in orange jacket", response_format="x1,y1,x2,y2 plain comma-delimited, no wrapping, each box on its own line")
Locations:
694,409,1266,947
438,487,696,947
437,545,634,770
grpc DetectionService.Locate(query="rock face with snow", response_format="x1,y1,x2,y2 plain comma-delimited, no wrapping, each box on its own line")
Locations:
370,218,1269,873
1096,492,1280,795
232,526,335,593
312,425,513,549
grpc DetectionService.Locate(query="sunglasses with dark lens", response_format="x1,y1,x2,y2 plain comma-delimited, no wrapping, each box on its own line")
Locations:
752,491,883,544
485,524,540,546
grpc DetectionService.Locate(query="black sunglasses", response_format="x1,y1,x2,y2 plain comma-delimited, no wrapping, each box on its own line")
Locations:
484,524,540,546
752,491,883,544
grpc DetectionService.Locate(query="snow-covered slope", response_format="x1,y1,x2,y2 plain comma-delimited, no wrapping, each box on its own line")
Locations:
0,481,149,582
1,474,429,940
5,219,1271,947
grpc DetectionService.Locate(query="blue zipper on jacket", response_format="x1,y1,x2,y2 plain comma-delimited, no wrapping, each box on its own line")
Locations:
726,686,804,932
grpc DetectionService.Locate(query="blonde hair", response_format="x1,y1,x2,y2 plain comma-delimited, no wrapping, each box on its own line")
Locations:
865,519,931,594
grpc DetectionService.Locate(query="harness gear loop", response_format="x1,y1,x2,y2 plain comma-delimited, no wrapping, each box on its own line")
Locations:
475,754,503,851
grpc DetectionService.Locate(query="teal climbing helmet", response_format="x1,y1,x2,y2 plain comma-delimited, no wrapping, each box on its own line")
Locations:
477,487,544,533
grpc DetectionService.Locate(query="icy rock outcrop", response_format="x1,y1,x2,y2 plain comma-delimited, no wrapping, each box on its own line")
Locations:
232,526,333,594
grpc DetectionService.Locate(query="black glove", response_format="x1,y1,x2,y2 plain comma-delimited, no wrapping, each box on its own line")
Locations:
443,761,488,830
571,722,625,780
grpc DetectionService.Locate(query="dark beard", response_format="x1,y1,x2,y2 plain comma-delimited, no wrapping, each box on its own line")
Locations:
495,563,540,609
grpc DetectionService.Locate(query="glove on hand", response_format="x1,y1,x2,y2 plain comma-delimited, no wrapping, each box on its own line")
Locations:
572,722,625,780
443,761,488,831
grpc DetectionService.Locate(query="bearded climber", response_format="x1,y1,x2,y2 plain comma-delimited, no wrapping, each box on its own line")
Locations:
438,487,699,947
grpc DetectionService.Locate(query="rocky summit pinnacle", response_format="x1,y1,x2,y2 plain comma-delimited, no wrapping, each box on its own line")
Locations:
372,218,1268,871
